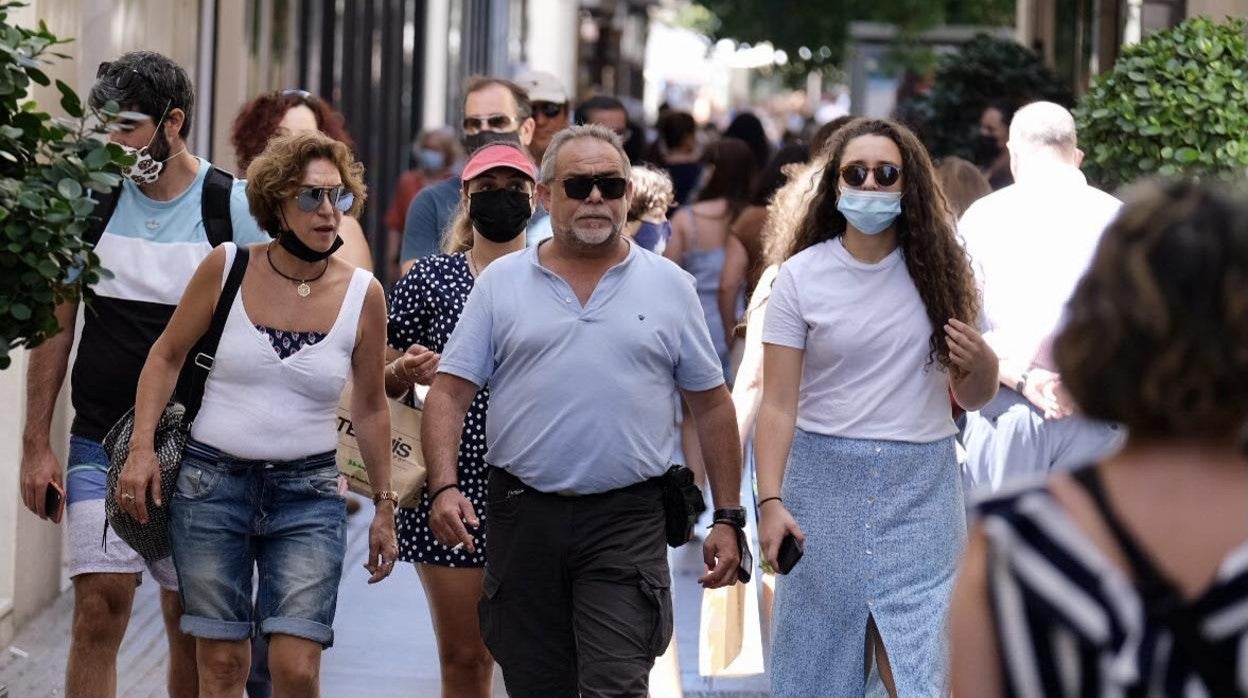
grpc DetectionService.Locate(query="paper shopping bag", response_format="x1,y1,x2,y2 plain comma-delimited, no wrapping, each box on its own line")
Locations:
698,553,765,676
335,383,426,508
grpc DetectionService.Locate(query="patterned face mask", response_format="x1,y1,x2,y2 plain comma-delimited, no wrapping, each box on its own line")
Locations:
118,104,184,186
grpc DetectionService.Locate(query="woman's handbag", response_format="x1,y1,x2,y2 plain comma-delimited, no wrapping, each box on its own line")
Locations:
101,248,250,561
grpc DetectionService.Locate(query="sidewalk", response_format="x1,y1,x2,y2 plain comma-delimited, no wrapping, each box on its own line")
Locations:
0,500,769,697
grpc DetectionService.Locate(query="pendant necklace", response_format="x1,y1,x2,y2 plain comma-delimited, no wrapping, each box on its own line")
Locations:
267,243,328,297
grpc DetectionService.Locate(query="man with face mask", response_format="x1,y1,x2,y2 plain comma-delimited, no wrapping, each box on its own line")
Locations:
18,51,268,698
423,124,745,697
400,76,549,273
973,101,1015,189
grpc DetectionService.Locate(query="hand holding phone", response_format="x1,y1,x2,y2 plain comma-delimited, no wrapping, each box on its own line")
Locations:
44,482,66,525
776,533,804,574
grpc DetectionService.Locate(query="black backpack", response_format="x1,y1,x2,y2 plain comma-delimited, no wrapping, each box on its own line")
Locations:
84,166,237,247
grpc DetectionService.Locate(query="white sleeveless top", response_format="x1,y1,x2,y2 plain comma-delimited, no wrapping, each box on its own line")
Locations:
191,242,371,460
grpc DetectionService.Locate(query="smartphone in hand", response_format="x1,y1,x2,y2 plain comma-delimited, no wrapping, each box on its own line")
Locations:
44,482,65,524
776,533,804,575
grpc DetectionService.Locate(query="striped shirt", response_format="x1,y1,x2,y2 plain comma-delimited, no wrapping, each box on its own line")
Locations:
976,478,1248,698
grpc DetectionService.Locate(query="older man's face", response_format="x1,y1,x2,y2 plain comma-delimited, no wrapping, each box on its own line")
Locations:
539,137,633,247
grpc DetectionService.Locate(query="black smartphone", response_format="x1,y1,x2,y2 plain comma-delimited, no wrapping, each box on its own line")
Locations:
776,533,803,575
45,482,65,524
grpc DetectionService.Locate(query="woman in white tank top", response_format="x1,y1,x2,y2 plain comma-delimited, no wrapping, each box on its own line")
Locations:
119,131,396,697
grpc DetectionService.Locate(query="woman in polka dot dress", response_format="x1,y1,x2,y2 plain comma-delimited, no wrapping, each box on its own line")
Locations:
383,143,539,697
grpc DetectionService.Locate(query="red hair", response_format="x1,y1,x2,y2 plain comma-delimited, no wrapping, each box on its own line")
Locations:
230,90,356,173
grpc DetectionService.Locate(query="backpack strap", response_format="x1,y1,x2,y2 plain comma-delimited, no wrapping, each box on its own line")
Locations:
181,246,249,426
83,187,122,247
1070,466,1237,695
201,166,236,247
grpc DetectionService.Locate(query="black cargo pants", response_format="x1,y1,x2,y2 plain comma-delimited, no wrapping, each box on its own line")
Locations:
479,467,674,698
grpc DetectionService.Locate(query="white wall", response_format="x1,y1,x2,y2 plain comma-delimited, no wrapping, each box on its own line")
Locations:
524,0,578,99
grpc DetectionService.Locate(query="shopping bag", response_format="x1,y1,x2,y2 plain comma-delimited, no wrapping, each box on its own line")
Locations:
698,546,766,676
335,383,426,507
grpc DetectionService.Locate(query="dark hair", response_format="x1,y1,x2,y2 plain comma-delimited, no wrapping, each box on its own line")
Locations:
658,111,697,150
574,95,627,126
464,75,533,121
231,90,356,173
1055,179,1248,436
90,51,195,138
811,115,857,158
724,112,772,171
697,137,758,222
791,118,978,371
984,100,1017,127
752,142,811,205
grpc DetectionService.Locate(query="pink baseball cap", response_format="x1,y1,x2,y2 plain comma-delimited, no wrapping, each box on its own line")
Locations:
461,143,538,183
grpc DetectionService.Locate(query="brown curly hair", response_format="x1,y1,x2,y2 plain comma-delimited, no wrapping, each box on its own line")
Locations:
231,90,355,173
245,131,367,238
789,118,977,371
1054,179,1248,436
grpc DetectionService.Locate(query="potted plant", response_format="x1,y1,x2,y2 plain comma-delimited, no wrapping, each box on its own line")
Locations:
0,1,132,369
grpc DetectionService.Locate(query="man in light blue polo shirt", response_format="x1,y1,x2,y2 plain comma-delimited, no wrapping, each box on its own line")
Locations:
422,124,744,697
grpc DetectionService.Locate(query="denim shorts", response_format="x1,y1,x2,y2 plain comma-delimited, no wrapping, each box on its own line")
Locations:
169,439,346,648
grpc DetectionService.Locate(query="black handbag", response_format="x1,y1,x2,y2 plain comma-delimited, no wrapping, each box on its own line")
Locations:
101,248,249,561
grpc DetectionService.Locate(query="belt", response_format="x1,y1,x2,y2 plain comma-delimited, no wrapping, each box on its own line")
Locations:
491,466,660,499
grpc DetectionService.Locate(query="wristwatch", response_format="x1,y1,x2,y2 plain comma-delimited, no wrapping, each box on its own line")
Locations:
373,490,400,506
711,507,747,529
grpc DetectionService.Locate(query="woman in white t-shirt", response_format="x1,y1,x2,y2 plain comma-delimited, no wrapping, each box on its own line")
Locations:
755,118,998,698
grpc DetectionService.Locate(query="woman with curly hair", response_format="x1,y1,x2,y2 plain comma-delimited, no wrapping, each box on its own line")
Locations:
231,89,373,270
950,179,1248,697
755,118,999,697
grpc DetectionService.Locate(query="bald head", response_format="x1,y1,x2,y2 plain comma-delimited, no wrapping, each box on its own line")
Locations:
1007,101,1082,177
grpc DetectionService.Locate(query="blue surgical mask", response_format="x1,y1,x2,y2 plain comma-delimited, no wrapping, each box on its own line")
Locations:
633,220,671,253
418,148,446,171
836,187,902,235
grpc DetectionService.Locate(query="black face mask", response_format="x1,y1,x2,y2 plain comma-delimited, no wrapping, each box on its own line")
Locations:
468,189,531,243
971,134,1003,167
278,228,344,262
462,130,522,155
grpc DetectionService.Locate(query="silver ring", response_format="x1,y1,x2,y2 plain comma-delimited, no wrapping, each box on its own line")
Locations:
122,492,136,501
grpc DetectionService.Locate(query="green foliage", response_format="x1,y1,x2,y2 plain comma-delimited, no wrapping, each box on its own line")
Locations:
0,2,133,369
1074,16,1248,190
901,34,1072,159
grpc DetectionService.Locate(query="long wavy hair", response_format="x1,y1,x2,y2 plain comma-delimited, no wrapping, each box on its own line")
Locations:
789,118,978,372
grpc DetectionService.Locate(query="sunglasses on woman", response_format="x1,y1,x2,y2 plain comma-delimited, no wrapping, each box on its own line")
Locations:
462,114,518,134
532,102,566,119
559,175,627,200
840,163,902,188
295,186,355,212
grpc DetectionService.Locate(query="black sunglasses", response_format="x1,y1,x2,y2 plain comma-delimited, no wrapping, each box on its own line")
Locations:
532,101,566,118
560,176,627,200
295,186,355,213
840,163,902,188
462,114,518,134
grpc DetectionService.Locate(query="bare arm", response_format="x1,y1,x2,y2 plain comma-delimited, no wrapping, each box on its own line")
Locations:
20,298,79,518
754,344,806,569
663,209,687,264
338,216,374,272
730,298,769,450
682,383,743,589
950,523,1005,697
718,234,748,346
423,372,482,552
351,279,398,583
946,318,1000,411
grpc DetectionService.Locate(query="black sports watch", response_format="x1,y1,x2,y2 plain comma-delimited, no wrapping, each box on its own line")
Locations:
711,506,747,529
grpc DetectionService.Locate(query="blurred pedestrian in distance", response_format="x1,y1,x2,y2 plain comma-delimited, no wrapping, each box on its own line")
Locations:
935,156,992,219
513,69,570,164
384,127,460,280
810,115,857,158
651,110,702,206
231,89,373,270
756,118,998,698
386,142,539,698
423,124,743,696
624,165,676,254
121,131,396,697
960,101,1125,495
401,76,543,272
575,95,631,142
724,112,773,172
951,178,1248,698
973,101,1015,189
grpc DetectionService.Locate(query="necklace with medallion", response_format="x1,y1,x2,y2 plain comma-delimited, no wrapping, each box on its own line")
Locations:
267,243,328,297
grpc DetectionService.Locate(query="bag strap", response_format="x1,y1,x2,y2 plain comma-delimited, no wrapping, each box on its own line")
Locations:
1070,467,1236,694
201,166,235,247
84,187,122,247
181,246,249,426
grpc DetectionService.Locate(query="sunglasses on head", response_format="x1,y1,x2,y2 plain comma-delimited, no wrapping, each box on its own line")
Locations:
295,186,355,213
281,88,316,105
532,102,566,119
840,163,902,188
97,61,157,93
462,114,518,134
560,176,627,200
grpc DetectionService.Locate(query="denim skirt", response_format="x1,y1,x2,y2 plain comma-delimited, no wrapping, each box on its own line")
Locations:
770,430,965,697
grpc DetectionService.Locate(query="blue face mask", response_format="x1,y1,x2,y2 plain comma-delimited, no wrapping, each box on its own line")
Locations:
633,220,672,253
836,187,902,235
418,148,446,171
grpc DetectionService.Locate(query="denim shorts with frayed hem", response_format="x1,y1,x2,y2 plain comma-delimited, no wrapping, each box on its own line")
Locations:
169,439,346,648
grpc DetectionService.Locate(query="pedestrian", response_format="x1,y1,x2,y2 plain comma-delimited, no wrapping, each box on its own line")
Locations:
959,101,1125,495
755,118,999,698
423,124,744,698
935,156,991,219
651,110,702,206
18,50,269,698
950,178,1248,698
574,94,632,143
230,89,372,270
384,142,539,697
513,69,570,165
117,130,398,697
401,76,543,271
384,127,460,279
624,164,676,254
973,101,1015,190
